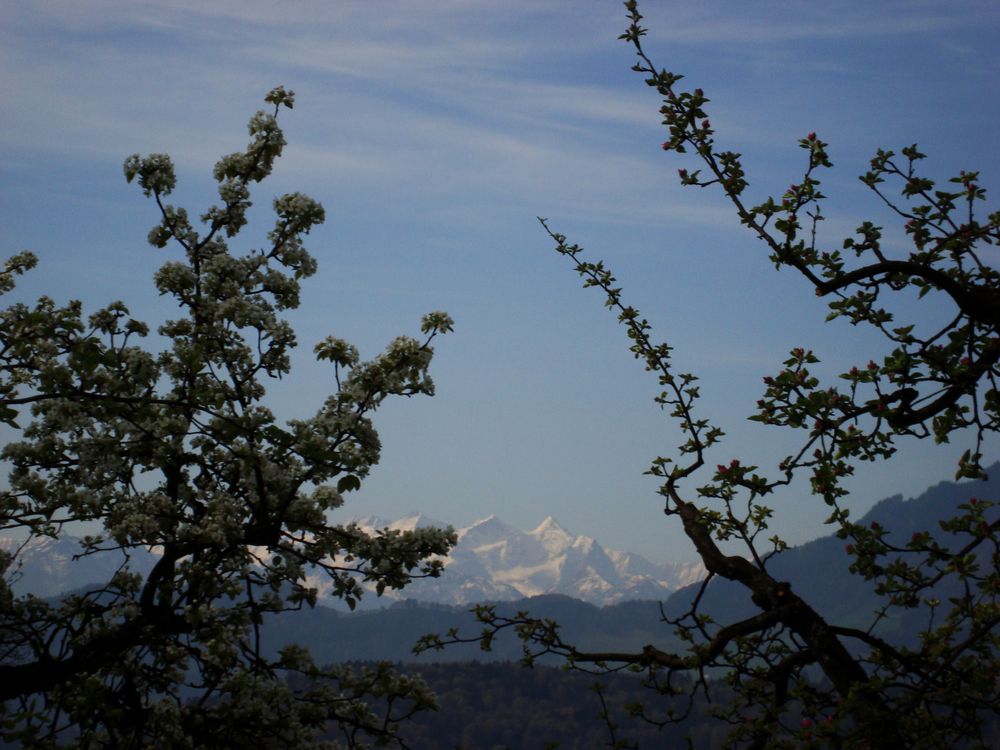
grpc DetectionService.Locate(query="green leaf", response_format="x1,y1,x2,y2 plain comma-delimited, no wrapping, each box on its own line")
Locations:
337,474,361,493
0,405,19,428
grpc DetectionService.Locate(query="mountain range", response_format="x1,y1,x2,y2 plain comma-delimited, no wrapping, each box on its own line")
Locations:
4,464,995,632
0,513,704,608
323,513,704,607
0,535,157,600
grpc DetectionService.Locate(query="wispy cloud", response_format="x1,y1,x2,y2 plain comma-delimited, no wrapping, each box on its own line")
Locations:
640,0,996,45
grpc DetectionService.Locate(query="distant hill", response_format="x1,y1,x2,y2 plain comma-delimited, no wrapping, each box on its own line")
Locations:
661,464,1000,641
311,658,1000,750
263,594,683,665
311,661,724,749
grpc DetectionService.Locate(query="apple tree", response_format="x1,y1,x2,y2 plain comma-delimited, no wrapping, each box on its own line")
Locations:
0,87,455,749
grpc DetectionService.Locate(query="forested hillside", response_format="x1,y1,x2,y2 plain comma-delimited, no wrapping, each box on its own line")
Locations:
302,662,714,749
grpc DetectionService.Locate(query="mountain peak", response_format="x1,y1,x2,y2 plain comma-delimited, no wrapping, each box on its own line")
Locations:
529,515,576,555
532,515,566,534
456,514,519,547
389,513,446,531
348,514,392,530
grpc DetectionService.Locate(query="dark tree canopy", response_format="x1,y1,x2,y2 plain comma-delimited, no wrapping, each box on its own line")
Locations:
420,4,1000,748
0,87,455,749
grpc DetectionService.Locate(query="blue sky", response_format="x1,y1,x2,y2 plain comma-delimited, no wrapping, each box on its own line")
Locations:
2,1,999,563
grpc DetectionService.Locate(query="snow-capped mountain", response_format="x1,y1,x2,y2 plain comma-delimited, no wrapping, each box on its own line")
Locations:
0,535,157,598
2,515,704,608
332,513,705,607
